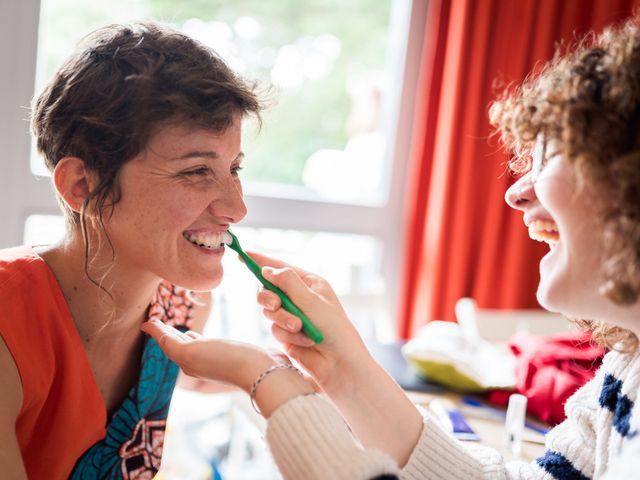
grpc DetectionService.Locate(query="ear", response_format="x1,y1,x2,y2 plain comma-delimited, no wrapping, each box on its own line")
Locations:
52,157,98,214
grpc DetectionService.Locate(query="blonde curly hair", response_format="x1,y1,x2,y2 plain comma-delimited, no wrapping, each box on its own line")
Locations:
489,18,640,351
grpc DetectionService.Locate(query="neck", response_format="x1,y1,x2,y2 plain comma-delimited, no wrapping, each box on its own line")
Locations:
585,297,640,346
37,232,161,343
610,303,640,342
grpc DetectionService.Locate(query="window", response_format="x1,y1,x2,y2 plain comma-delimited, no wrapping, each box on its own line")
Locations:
32,0,394,208
12,0,427,339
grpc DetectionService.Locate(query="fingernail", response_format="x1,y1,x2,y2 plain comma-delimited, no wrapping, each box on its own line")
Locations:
262,266,274,276
261,297,273,309
286,319,297,332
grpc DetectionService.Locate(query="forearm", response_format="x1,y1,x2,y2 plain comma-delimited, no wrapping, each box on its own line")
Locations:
267,394,400,480
324,353,423,467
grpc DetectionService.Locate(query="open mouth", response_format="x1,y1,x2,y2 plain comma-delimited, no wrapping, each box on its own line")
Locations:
528,219,559,246
183,231,229,250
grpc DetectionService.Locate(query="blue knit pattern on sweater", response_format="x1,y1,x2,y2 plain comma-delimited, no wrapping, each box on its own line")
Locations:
536,372,639,479
599,373,635,437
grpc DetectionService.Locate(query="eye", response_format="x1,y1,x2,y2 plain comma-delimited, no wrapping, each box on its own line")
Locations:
231,164,245,177
182,166,211,176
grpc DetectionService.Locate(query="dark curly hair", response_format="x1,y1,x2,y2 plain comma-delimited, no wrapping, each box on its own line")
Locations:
32,21,262,226
31,21,263,300
490,18,640,351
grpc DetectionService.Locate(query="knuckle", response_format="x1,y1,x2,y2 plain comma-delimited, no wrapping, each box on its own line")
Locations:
271,324,290,343
271,322,284,336
158,333,171,348
272,267,293,280
281,267,296,279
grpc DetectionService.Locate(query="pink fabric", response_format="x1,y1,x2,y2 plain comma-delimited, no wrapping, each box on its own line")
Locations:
488,331,605,424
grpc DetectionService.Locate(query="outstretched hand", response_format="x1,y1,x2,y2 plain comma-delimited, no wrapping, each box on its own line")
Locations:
141,319,317,417
141,319,287,393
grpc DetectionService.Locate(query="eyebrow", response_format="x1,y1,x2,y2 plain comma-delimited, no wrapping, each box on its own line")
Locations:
171,151,245,162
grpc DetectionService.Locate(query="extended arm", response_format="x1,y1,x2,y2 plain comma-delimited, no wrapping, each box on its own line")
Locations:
251,253,422,466
141,320,400,479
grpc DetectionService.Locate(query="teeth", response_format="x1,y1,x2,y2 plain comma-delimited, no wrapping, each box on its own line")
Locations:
528,220,559,245
532,220,558,232
183,231,228,250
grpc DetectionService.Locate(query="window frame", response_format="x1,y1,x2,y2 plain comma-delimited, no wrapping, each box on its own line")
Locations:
0,0,427,339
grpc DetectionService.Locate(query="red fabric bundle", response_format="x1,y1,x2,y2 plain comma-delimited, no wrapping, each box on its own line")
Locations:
488,331,605,424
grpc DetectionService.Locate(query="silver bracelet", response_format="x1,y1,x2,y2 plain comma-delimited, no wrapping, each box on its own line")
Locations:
250,364,303,415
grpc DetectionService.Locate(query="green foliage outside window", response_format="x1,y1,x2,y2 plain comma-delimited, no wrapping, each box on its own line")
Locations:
37,0,390,185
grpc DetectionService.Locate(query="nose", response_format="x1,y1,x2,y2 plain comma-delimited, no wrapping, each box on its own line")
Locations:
210,177,247,224
504,171,536,211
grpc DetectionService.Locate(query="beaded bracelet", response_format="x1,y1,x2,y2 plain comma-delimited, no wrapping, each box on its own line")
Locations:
250,364,303,415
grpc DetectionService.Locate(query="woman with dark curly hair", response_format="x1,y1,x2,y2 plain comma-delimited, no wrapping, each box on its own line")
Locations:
142,16,640,480
0,22,261,479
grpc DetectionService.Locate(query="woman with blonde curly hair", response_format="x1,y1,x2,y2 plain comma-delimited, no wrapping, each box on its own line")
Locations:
143,17,640,480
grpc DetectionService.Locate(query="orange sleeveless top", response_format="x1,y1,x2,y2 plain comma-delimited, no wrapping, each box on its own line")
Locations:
0,246,193,479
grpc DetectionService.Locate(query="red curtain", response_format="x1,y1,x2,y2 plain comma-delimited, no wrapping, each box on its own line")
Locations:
399,0,640,339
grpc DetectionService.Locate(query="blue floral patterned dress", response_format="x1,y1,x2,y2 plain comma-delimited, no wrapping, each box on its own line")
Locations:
70,281,197,479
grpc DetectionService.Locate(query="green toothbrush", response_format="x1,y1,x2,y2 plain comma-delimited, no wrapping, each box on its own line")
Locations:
224,230,324,344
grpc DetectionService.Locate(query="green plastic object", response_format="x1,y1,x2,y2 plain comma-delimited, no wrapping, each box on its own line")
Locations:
224,230,324,344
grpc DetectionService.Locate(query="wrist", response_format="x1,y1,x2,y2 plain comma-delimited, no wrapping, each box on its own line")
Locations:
321,348,380,403
224,349,281,394
252,365,315,418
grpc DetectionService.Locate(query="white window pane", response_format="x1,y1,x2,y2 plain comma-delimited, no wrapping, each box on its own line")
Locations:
24,214,65,246
34,0,394,204
209,226,388,344
30,141,50,177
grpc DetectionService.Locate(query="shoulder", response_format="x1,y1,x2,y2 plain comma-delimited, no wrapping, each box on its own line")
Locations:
0,246,60,339
0,246,45,290
0,247,66,392
565,349,640,407
597,349,640,407
0,246,60,333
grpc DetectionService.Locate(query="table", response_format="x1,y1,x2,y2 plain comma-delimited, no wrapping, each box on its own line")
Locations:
365,338,548,463
407,390,547,463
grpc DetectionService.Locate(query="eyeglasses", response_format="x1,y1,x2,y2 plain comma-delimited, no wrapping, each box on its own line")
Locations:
530,140,545,183
530,139,561,183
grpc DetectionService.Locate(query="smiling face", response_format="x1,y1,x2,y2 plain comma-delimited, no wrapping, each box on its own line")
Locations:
505,140,605,319
98,120,247,291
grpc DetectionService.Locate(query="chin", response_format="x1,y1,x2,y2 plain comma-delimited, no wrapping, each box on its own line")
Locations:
536,283,562,314
181,275,223,292
537,284,587,319
167,268,224,292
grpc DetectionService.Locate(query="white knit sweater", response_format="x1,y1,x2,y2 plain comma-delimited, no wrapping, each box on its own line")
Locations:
266,349,640,479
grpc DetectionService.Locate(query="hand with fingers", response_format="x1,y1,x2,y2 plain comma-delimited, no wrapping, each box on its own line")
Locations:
249,252,424,466
140,319,315,417
248,251,377,399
